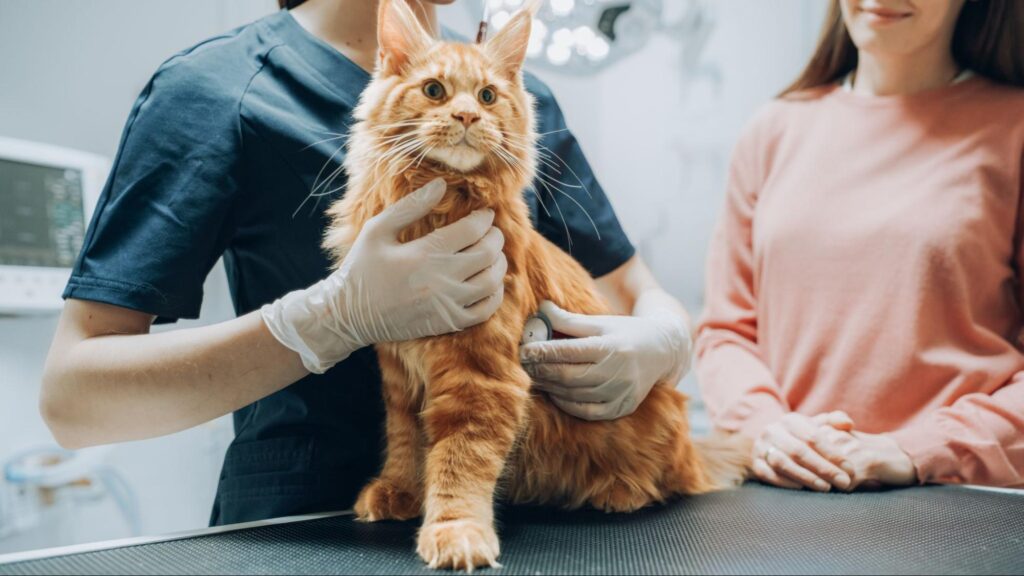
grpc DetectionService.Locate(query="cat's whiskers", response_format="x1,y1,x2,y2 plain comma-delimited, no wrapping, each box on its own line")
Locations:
503,141,583,193
497,138,600,241
362,132,431,200
305,131,425,212
301,133,350,152
295,141,349,217
535,128,570,138
516,137,595,200
369,135,424,171
413,145,436,169
503,146,593,237
491,147,553,220
498,136,561,174
534,177,575,248
297,122,427,217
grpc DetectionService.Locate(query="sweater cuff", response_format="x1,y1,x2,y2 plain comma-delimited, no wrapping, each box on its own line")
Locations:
885,423,963,485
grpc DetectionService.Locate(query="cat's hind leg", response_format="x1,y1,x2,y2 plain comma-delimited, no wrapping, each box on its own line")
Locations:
587,477,662,513
354,349,425,522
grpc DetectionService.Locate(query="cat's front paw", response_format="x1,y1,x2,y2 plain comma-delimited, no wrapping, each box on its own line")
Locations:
354,477,422,522
417,518,501,572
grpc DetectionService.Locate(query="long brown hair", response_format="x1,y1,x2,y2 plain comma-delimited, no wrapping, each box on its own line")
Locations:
781,0,1024,97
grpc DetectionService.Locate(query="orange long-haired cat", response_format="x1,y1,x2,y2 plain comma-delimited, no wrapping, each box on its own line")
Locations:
323,1,749,570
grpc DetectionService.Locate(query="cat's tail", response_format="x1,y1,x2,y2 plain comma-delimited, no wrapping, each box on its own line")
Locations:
692,431,753,491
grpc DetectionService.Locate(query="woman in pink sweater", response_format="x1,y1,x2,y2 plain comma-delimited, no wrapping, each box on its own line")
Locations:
697,0,1024,491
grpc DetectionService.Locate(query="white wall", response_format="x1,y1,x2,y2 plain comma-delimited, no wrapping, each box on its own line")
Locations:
0,0,826,554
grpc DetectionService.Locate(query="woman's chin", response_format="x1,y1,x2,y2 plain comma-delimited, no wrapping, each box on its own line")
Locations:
427,145,486,173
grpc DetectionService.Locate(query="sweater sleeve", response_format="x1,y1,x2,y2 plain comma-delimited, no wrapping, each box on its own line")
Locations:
696,110,789,440
886,148,1024,488
885,380,1024,487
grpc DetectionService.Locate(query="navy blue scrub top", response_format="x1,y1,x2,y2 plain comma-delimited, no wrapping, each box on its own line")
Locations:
64,10,635,526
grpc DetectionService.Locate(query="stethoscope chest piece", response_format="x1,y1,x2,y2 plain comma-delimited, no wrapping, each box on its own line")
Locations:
521,311,553,344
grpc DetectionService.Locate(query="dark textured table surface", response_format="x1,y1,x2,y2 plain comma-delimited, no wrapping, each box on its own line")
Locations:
1,484,1022,575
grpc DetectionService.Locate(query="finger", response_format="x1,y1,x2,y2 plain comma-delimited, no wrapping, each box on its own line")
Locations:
808,427,857,476
752,458,803,490
781,416,855,479
455,252,508,307
538,301,605,338
418,208,496,253
522,361,605,388
552,397,606,420
763,441,832,492
548,396,616,421
450,227,505,280
534,376,628,404
371,178,447,236
520,336,609,365
771,427,851,490
812,411,855,432
454,282,504,329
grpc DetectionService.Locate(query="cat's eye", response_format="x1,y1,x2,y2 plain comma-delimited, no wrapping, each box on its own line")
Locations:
479,86,497,105
422,80,446,101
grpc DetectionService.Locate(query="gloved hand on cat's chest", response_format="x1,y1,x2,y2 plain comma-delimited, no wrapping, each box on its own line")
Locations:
520,300,693,421
260,178,507,374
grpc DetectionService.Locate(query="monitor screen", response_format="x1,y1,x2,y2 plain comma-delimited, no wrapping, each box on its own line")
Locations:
0,158,86,268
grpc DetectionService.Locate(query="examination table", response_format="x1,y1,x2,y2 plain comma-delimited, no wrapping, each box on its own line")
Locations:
0,484,1021,575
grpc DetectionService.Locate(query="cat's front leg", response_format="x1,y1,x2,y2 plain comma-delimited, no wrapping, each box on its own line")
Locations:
354,346,424,522
416,350,531,571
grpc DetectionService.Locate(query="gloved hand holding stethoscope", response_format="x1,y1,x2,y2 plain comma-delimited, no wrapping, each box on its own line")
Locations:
520,300,693,422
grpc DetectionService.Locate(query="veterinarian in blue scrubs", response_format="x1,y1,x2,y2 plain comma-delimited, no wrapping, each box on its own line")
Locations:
42,0,694,526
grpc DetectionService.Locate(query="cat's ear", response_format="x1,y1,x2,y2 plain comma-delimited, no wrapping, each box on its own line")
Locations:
485,3,537,80
377,0,434,76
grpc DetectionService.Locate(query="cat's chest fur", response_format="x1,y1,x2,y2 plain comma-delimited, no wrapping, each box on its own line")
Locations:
370,167,539,396
394,171,522,241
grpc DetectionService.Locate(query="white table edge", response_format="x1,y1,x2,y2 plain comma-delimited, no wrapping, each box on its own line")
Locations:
0,510,355,565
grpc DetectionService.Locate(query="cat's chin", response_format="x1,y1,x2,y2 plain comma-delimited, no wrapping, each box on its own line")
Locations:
426,146,486,173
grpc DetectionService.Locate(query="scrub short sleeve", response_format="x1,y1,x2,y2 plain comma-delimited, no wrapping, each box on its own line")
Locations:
526,75,635,278
63,57,245,322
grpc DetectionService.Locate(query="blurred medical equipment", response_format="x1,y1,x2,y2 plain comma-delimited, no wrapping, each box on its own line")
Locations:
473,0,715,76
0,137,107,315
1,446,140,544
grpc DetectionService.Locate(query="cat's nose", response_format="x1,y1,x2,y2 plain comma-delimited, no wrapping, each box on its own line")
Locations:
452,111,480,127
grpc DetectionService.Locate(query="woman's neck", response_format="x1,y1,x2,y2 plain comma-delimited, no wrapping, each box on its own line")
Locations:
853,45,960,96
290,0,438,73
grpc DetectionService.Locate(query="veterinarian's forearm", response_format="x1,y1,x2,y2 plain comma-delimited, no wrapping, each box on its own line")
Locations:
631,288,692,334
597,255,692,331
42,309,308,449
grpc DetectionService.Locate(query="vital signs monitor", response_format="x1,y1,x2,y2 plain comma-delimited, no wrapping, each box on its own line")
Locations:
0,137,108,314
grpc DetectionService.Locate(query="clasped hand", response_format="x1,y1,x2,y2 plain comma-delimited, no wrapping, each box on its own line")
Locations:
752,412,917,491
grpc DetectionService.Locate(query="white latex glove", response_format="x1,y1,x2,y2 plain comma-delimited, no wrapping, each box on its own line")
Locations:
520,300,692,421
262,178,507,374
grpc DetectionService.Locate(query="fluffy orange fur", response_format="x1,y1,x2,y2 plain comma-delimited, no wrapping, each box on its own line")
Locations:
323,1,750,570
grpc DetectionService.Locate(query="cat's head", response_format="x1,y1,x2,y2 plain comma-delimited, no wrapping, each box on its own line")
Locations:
353,0,536,175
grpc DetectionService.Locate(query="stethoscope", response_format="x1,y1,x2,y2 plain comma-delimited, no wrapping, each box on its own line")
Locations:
520,311,554,345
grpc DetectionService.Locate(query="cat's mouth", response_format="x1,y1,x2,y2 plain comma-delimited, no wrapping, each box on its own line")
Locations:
426,144,486,173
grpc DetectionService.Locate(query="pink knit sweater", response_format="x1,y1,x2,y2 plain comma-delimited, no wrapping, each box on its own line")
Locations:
696,77,1024,487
